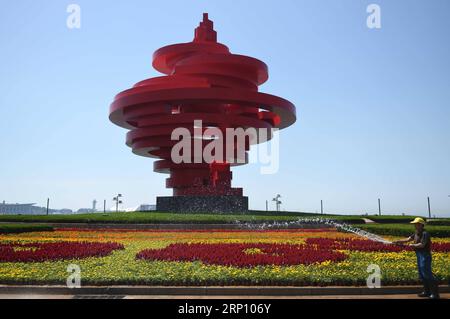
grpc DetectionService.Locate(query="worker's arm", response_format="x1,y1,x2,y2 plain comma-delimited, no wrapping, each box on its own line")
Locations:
409,242,425,248
392,235,414,245
408,232,429,249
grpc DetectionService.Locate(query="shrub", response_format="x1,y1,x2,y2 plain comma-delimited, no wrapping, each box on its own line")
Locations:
0,224,54,234
428,219,450,226
357,224,450,238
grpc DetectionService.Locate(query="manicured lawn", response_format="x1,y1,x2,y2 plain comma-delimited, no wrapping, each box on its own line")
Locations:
0,228,449,286
357,224,450,238
0,212,304,224
364,215,428,224
0,212,446,228
428,219,450,226
0,224,54,234
0,211,366,224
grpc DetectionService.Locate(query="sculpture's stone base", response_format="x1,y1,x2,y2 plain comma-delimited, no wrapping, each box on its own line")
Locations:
157,196,248,213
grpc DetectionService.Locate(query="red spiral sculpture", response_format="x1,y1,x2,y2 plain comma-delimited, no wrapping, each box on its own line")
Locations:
109,14,296,210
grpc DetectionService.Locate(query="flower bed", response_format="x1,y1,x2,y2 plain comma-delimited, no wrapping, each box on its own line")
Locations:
0,241,124,262
0,224,54,234
137,243,348,267
306,238,450,252
0,228,449,286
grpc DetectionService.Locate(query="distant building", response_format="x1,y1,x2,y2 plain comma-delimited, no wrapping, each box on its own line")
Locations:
55,209,73,214
0,201,46,215
75,200,99,214
139,204,156,211
76,208,94,214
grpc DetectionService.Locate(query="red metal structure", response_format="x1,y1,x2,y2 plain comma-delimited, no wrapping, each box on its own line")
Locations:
109,13,296,212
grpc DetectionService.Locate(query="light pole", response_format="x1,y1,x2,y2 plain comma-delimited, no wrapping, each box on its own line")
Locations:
113,194,123,213
272,194,281,212
378,198,381,216
320,200,323,215
46,198,50,216
427,197,431,219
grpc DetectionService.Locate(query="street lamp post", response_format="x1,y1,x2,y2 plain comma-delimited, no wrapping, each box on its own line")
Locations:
378,198,381,216
272,194,281,212
320,200,323,215
427,197,431,219
113,194,123,213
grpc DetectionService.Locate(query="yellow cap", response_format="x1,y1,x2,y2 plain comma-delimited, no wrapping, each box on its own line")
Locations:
410,217,426,225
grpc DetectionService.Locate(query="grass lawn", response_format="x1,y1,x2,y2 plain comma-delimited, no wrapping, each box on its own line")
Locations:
0,211,447,228
357,224,450,238
0,211,368,224
363,215,428,223
0,224,54,234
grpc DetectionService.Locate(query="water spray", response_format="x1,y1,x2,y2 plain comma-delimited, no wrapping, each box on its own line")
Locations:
234,217,393,244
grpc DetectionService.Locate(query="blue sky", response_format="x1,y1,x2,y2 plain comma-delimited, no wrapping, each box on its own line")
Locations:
0,0,449,216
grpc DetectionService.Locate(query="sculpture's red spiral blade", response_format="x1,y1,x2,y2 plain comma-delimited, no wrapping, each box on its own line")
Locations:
110,13,296,199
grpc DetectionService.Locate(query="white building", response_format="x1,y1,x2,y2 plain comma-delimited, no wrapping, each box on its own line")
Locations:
0,202,47,215
125,204,156,212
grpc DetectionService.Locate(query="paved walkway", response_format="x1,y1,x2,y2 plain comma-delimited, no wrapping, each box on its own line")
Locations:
2,284,448,295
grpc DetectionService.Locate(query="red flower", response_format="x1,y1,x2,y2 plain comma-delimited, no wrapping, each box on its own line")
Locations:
0,242,124,262
137,243,348,267
56,228,335,233
305,238,450,253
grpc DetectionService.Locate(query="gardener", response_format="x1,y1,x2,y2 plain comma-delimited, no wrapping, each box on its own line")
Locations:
393,217,440,299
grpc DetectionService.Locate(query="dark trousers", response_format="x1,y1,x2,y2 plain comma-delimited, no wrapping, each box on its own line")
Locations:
416,251,435,284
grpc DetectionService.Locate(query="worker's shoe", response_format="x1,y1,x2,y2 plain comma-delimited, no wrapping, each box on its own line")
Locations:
429,282,440,299
417,282,430,297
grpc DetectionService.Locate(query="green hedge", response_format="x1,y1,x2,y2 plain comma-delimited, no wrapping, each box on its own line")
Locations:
364,215,421,224
363,216,450,226
428,219,450,226
0,212,367,225
360,216,450,225
0,212,444,226
0,212,314,224
328,218,366,224
0,224,54,234
357,224,450,238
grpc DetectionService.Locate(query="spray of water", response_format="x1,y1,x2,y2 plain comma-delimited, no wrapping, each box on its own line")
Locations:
234,217,393,244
